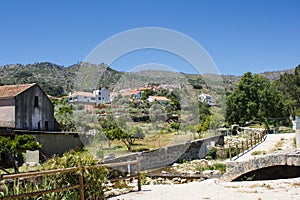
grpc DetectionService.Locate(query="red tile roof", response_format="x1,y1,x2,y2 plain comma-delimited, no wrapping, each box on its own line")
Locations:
149,96,171,101
0,83,36,99
68,91,94,97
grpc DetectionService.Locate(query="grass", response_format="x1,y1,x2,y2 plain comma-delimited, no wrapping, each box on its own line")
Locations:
293,137,297,148
86,120,216,158
271,139,284,152
0,165,43,175
251,150,266,156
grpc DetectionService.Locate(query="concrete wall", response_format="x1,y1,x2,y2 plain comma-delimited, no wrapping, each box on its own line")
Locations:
14,130,83,158
33,133,83,157
103,134,224,171
15,84,59,131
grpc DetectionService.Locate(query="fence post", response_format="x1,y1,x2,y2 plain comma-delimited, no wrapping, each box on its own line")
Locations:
245,139,248,150
241,141,244,154
78,164,85,200
235,143,239,155
228,144,232,161
137,157,142,191
250,135,253,147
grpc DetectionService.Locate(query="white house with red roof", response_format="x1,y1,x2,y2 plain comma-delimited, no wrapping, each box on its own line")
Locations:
68,89,110,106
147,96,171,104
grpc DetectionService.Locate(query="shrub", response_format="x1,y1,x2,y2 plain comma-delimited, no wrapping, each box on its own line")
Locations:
0,151,109,200
207,147,217,159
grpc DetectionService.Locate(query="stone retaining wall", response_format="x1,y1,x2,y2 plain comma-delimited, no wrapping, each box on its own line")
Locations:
103,134,224,171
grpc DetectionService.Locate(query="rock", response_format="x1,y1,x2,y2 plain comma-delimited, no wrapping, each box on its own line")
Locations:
164,180,173,185
172,163,180,167
213,170,220,175
106,182,113,187
157,177,164,182
181,178,187,184
161,170,169,174
202,170,213,175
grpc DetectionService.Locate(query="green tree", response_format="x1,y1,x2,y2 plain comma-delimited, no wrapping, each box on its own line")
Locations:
273,65,300,119
0,135,41,173
196,116,211,138
54,99,76,131
99,118,119,147
225,72,288,125
170,122,180,133
141,89,155,100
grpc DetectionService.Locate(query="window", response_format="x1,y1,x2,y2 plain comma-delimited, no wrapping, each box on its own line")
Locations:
98,92,101,95
98,97,101,100
34,96,38,107
91,97,95,100
38,122,41,130
45,121,49,131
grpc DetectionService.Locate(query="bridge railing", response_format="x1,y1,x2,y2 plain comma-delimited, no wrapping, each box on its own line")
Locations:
228,130,267,160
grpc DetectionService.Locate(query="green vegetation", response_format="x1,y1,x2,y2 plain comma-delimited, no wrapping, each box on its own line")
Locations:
0,135,41,173
53,98,76,131
226,65,300,128
99,118,145,151
226,72,289,125
0,62,122,97
251,150,266,156
1,151,109,199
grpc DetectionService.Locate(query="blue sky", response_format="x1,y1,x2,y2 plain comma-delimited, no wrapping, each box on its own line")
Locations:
0,0,299,75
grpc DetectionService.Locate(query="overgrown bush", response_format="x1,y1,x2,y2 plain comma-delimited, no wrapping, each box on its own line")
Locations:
207,147,217,159
226,147,237,158
0,151,109,200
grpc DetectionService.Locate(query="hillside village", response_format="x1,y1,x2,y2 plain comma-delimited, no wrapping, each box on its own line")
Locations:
0,62,299,199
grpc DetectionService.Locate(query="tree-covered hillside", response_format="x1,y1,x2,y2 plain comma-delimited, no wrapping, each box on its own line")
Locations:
0,62,295,98
0,62,122,97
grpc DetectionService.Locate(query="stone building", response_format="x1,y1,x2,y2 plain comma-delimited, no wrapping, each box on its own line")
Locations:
0,83,60,131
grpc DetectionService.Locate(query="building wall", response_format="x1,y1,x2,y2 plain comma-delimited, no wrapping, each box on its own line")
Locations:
0,99,15,127
94,89,110,105
69,95,96,104
15,84,59,131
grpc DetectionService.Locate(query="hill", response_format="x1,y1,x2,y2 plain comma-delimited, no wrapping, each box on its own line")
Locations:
0,62,296,97
0,62,122,97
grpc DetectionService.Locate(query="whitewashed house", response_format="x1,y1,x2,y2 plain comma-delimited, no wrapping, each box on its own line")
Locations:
68,91,96,104
198,93,213,106
93,89,110,105
68,89,110,106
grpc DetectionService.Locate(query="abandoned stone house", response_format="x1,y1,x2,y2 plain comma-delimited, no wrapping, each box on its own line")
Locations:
0,83,60,132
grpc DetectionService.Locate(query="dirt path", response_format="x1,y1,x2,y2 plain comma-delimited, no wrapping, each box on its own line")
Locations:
109,177,300,200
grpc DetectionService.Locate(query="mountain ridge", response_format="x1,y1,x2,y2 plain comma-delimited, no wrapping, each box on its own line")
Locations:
0,62,296,97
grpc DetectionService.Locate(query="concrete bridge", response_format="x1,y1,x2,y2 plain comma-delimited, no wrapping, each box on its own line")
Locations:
221,150,300,182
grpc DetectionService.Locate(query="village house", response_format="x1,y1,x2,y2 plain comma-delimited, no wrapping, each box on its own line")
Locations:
68,89,110,106
147,96,171,104
198,93,214,106
0,83,60,132
118,90,143,99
